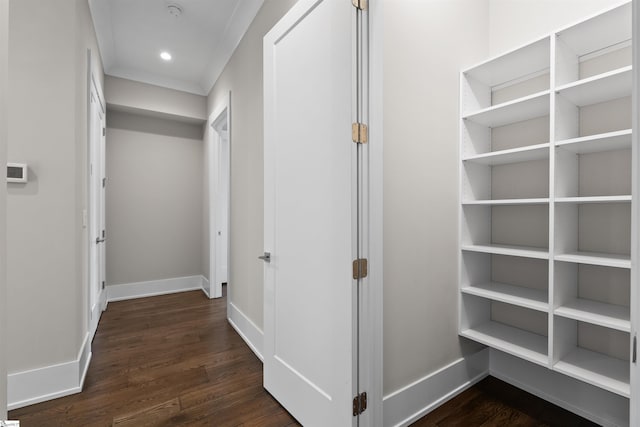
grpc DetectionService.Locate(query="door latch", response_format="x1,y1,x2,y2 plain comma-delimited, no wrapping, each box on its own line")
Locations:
258,252,271,263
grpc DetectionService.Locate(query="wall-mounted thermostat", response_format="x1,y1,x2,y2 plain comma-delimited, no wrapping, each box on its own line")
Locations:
7,163,28,183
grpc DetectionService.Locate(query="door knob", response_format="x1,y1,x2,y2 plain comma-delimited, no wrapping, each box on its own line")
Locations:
258,252,271,263
96,237,105,244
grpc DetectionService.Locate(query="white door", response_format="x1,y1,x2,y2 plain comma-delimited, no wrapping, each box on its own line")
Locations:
263,0,359,425
216,130,229,285
89,75,107,339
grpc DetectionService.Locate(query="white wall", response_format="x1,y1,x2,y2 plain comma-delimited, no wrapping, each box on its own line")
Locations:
0,0,7,418
6,0,103,375
106,111,204,285
206,0,298,327
383,0,489,395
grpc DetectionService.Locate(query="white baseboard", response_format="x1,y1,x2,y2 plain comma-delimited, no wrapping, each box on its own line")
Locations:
227,302,263,362
490,349,629,427
8,333,92,411
201,276,211,298
106,275,206,302
383,348,489,427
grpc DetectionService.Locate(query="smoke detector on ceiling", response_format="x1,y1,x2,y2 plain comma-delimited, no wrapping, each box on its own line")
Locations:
167,3,183,17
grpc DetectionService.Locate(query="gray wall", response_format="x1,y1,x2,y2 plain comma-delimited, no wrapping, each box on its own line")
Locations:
106,111,204,285
383,0,490,395
6,0,103,374
0,0,7,417
206,0,298,328
105,76,207,123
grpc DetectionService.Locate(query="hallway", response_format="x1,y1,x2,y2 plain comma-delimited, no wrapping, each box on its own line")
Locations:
9,290,298,426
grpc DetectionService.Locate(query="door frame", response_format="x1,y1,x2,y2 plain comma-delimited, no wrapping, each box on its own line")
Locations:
87,49,107,341
362,0,383,425
207,91,232,299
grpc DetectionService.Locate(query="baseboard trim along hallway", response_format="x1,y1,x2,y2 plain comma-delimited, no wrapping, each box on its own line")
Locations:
382,348,489,427
8,332,92,410
227,301,264,361
106,275,207,302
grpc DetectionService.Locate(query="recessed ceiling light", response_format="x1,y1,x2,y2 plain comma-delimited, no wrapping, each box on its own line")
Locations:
160,51,172,61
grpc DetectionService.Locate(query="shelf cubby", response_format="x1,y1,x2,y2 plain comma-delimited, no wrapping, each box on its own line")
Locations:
462,204,549,254
554,202,631,268
553,317,630,397
462,36,550,115
461,252,548,312
554,261,630,332
462,158,549,202
555,147,631,198
555,2,631,86
461,295,548,366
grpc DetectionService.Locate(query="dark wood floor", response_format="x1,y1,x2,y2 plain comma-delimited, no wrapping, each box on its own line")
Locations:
9,289,299,426
10,290,599,426
410,376,599,427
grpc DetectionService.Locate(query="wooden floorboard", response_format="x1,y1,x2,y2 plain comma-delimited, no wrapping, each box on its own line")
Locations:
9,290,602,426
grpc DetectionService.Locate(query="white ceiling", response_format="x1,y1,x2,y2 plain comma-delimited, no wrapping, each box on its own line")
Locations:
89,0,264,96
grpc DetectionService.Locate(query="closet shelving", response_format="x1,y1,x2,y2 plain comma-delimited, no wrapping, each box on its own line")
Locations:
459,0,634,412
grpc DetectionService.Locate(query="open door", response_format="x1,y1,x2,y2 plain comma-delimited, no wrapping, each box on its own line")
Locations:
208,94,231,299
89,72,107,339
263,0,366,425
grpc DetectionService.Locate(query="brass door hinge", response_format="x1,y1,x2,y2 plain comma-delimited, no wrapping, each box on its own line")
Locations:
352,391,367,416
351,0,367,11
352,123,368,144
352,258,368,280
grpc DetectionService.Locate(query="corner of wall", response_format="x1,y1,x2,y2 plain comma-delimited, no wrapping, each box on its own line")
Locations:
0,0,8,418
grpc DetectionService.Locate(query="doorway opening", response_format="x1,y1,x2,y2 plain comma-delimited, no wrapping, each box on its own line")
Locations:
208,92,231,299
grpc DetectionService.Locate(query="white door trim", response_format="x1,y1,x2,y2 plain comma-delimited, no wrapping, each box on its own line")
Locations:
207,92,232,299
362,0,383,425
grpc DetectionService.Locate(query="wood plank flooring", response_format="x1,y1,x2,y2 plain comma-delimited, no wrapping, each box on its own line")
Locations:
10,289,600,426
410,376,599,427
9,289,299,426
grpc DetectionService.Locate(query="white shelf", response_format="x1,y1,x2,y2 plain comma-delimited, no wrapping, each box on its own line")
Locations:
556,129,632,154
554,347,630,397
461,321,548,366
461,244,549,260
555,299,630,332
463,91,550,128
462,198,549,206
463,143,549,165
463,37,550,87
461,282,548,312
555,195,631,204
555,251,631,269
555,2,631,58
556,66,632,107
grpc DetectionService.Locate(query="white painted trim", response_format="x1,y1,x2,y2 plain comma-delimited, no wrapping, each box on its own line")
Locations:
201,276,211,298
228,302,263,362
8,333,92,411
490,349,630,427
382,349,489,427
106,275,207,302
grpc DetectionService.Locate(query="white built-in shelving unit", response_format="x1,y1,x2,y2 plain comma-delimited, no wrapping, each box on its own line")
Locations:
459,2,635,424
